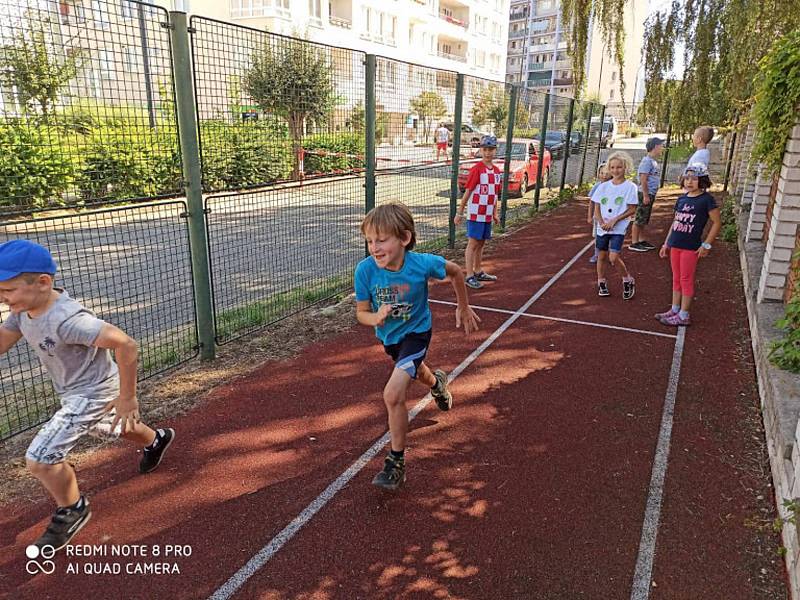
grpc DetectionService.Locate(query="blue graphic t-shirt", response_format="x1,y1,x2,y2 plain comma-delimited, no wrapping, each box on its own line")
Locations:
354,251,447,345
667,191,717,250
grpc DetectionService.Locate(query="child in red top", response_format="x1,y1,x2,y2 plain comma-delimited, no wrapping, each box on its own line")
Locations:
454,135,502,289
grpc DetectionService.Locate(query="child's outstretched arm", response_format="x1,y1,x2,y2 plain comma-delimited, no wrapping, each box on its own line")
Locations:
0,328,21,355
356,300,392,328
454,187,472,225
444,260,481,334
94,323,139,434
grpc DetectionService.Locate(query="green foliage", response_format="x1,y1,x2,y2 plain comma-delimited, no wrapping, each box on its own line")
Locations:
0,120,74,208
303,133,364,175
410,91,447,144
719,197,738,243
769,256,800,374
76,126,181,200
243,37,337,178
0,22,81,120
200,121,292,191
471,86,521,133
561,0,627,98
752,31,800,176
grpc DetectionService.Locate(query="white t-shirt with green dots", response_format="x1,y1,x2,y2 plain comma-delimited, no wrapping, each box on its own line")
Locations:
591,179,639,236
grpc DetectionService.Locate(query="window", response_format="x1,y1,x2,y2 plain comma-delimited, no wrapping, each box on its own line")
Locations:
91,0,110,29
121,1,136,20
99,49,116,79
123,46,138,72
611,71,617,82
609,88,615,100
309,0,321,20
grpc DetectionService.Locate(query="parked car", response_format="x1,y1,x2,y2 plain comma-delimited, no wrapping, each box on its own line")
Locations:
569,130,583,152
533,130,567,159
457,139,552,197
442,122,491,147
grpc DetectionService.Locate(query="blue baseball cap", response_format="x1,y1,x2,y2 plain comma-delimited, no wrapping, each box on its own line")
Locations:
646,137,665,152
0,240,57,282
480,134,497,148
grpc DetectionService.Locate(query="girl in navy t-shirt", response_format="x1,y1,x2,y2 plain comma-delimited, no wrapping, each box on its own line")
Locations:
656,163,722,326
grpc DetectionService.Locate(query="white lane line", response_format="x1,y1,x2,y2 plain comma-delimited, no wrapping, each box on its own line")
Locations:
208,240,594,600
629,326,687,599
429,299,678,340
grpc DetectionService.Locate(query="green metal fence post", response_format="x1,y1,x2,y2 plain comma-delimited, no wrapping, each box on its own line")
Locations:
560,97,575,194
578,103,593,187
500,85,518,228
169,11,214,360
596,103,606,175
448,74,465,248
533,93,550,211
660,119,673,189
364,55,377,218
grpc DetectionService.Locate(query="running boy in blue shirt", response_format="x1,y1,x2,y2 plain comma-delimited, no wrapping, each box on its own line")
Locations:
0,240,176,551
355,203,480,490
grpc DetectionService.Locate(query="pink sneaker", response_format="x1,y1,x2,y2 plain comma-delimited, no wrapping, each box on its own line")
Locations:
660,312,690,327
654,309,676,321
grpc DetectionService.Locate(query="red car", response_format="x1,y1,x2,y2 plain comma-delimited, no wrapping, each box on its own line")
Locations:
457,139,552,197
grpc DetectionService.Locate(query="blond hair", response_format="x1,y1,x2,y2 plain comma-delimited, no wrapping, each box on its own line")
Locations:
597,162,609,178
694,126,714,144
360,202,417,251
605,151,633,175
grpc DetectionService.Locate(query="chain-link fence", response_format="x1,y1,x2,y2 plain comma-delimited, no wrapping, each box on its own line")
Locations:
0,7,605,440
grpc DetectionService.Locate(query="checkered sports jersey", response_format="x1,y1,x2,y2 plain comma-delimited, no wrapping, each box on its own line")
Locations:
465,162,503,222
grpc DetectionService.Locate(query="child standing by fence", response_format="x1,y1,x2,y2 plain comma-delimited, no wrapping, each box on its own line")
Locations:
454,134,502,290
656,164,721,326
591,152,639,299
0,240,175,551
583,163,611,264
355,203,480,490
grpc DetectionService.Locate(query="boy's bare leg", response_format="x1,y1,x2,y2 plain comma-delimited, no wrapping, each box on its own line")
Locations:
596,250,608,280
631,223,643,244
383,369,415,452
465,239,477,276
474,240,485,274
416,362,436,389
121,421,156,446
26,460,80,507
609,252,631,278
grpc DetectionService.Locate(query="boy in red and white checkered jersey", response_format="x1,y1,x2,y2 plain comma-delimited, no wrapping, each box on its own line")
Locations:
454,135,502,289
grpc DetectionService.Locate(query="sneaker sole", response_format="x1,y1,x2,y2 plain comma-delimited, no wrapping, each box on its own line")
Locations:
598,291,610,297
371,474,406,491
139,428,176,474
41,508,93,553
623,290,635,300
432,370,453,411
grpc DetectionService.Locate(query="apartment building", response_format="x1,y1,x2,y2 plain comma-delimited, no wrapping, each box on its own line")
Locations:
506,0,646,107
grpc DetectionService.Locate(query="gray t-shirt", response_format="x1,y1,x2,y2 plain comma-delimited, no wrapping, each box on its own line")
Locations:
2,290,119,398
638,155,660,196
687,148,710,168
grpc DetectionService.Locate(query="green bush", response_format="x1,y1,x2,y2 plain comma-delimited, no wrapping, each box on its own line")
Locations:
719,198,738,243
0,120,74,208
77,126,181,200
303,133,364,175
628,127,640,138
200,120,292,190
769,265,800,374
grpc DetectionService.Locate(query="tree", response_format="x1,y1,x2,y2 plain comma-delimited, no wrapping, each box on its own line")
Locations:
243,37,338,179
410,91,447,143
471,85,508,132
0,22,81,122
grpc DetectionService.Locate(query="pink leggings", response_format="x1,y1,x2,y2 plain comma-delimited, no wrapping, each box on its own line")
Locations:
670,247,700,297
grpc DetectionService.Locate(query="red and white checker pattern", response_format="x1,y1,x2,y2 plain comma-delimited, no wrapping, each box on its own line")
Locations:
466,165,502,222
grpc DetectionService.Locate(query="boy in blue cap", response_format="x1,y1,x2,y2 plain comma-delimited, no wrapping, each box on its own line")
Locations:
0,240,175,551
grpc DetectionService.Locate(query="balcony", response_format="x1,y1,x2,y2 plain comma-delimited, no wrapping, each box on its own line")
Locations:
330,16,351,28
330,0,353,28
509,29,527,39
438,50,467,63
439,11,468,28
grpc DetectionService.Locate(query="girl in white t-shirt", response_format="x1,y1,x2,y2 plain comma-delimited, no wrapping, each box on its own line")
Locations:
590,152,639,299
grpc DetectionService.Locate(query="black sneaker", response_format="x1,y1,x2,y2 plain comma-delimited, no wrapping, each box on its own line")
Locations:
475,271,498,282
139,428,175,474
431,369,452,411
465,275,483,289
639,241,657,251
598,281,610,297
34,496,92,552
623,279,635,300
372,454,406,490
628,242,648,252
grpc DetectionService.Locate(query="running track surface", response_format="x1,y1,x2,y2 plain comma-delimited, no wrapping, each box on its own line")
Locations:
0,198,785,599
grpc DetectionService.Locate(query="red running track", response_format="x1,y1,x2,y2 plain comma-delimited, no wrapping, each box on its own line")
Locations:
0,199,784,599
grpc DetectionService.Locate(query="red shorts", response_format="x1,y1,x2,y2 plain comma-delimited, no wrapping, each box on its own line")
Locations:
436,142,448,150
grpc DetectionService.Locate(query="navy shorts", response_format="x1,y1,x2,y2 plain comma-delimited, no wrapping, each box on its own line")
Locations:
383,329,432,379
466,220,492,240
595,233,625,253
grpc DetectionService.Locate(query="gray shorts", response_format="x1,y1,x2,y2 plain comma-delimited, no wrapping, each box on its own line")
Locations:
26,395,120,465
